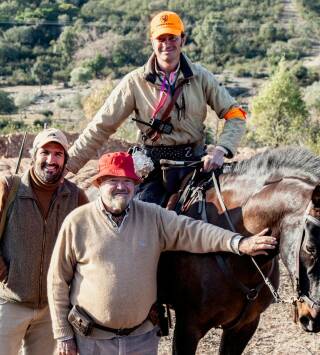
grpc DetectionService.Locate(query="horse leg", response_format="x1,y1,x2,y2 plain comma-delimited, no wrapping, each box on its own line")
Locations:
172,317,202,355
218,317,260,355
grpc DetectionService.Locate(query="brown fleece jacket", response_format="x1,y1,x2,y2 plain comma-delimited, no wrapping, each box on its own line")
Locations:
0,170,88,308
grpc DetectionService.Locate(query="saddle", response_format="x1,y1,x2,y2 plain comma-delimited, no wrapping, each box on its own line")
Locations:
165,165,224,217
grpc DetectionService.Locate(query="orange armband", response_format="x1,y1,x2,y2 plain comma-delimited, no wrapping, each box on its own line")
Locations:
223,107,247,121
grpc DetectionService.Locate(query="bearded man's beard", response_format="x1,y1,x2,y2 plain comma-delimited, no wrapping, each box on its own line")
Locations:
105,194,131,214
34,162,64,184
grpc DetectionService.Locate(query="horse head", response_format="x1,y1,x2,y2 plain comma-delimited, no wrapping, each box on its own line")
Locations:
219,148,320,333
292,184,320,332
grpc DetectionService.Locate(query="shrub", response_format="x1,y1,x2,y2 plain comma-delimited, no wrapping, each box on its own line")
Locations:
82,80,115,119
70,66,93,85
0,119,9,129
304,81,320,116
0,91,16,114
250,59,309,146
292,64,319,87
33,118,52,128
14,92,35,110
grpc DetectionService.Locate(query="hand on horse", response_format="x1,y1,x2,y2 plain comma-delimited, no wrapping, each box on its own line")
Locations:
0,256,8,282
202,148,225,172
58,338,78,355
239,228,278,256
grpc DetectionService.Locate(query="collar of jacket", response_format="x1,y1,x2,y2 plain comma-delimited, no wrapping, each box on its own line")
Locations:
143,53,194,84
18,169,72,199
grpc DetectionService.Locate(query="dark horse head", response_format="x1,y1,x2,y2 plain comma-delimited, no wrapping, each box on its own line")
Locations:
223,147,320,332
159,146,320,354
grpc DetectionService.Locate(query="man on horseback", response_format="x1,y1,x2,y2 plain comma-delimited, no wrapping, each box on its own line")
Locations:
48,152,277,355
66,10,246,206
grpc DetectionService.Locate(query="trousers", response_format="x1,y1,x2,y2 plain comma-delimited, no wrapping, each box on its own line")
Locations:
0,299,56,355
75,326,160,355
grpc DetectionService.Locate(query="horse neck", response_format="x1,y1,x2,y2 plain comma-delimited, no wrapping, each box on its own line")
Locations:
217,174,313,238
210,174,268,234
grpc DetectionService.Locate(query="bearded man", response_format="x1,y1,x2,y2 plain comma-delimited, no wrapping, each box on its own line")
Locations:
48,152,277,355
0,128,88,355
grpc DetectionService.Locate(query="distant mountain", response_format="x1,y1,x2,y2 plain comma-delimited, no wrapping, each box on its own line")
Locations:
0,0,318,86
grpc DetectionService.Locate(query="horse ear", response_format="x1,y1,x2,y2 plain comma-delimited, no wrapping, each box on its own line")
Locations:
311,184,320,207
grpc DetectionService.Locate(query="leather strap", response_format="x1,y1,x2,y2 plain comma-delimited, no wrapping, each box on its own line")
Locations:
147,79,188,142
93,321,143,336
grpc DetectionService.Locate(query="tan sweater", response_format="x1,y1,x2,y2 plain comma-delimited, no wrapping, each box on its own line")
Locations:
47,198,238,339
67,53,246,173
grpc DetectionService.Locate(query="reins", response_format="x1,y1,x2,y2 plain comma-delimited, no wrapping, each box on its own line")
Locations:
292,201,320,314
160,159,320,313
211,172,282,303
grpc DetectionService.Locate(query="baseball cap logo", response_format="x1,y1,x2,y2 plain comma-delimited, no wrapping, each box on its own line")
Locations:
160,15,168,23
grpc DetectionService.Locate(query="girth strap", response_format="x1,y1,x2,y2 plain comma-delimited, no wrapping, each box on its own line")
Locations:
216,254,275,330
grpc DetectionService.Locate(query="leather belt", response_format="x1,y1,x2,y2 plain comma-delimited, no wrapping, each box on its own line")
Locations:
93,321,144,336
144,144,202,161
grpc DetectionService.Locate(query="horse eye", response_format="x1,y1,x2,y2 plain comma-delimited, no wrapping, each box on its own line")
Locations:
305,245,317,256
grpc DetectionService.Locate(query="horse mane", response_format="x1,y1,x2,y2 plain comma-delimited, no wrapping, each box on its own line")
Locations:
230,147,320,184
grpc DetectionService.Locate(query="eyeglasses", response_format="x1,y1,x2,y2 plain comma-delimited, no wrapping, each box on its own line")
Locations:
155,35,180,43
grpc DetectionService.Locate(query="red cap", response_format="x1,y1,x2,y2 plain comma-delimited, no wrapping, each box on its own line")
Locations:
92,152,140,186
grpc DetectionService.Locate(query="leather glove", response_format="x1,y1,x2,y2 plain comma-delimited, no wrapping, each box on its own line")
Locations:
58,338,77,355
0,256,8,282
202,147,225,172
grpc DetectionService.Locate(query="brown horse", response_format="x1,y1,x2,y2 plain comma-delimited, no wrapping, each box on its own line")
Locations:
158,146,320,354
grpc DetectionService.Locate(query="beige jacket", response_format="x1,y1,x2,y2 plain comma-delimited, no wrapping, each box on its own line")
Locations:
47,198,239,339
67,54,246,173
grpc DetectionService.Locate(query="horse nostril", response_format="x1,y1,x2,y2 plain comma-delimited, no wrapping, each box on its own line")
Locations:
300,316,309,327
299,315,318,332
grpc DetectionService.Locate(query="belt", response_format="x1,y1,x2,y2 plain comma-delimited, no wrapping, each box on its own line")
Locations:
92,303,159,336
93,322,143,336
144,144,203,161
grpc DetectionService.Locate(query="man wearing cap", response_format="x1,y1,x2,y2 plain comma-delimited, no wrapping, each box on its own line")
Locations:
66,10,247,206
48,152,277,355
0,128,88,355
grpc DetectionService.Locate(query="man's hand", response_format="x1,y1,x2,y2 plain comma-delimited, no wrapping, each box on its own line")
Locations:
58,339,77,355
239,229,278,256
0,256,8,282
202,148,225,172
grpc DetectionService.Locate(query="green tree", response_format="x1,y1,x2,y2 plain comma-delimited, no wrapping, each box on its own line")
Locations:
0,90,16,114
56,27,79,63
32,57,54,90
304,81,320,116
250,59,309,146
70,66,93,85
112,34,146,68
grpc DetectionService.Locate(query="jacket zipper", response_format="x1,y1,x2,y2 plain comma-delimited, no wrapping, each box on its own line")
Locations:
36,194,58,308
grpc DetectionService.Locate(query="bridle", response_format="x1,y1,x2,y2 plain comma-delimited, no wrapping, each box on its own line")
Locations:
160,160,320,314
212,173,320,313
293,201,320,313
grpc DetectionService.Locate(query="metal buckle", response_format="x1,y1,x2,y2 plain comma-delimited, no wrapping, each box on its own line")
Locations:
246,289,259,301
114,328,127,336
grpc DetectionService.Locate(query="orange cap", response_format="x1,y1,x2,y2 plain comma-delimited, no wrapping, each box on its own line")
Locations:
150,11,184,39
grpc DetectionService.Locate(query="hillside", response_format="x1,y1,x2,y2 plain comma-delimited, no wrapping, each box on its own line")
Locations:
0,0,318,87
0,0,319,149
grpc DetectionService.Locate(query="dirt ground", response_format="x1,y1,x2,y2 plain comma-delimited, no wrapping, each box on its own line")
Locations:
0,136,319,354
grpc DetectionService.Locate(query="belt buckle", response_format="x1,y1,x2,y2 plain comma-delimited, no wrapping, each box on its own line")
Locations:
115,328,128,336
